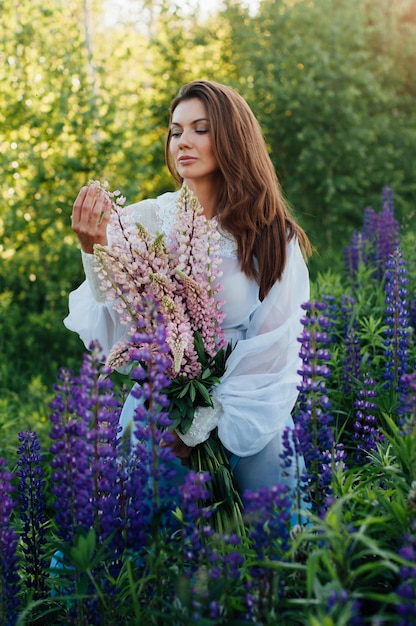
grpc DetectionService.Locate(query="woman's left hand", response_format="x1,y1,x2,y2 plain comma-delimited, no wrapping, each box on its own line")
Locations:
160,430,193,466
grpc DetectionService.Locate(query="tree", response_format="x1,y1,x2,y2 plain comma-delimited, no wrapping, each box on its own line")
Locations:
219,0,416,270
0,0,227,395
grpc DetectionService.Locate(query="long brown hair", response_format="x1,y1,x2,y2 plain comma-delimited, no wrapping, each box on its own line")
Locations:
166,80,311,300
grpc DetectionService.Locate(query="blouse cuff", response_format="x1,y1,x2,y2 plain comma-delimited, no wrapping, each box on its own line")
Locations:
176,396,222,447
81,250,107,303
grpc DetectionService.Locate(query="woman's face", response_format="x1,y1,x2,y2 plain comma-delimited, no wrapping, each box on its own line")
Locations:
169,98,219,187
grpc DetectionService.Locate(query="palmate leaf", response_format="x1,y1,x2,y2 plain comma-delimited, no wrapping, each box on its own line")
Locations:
168,378,215,435
193,380,213,404
163,332,233,434
168,396,194,434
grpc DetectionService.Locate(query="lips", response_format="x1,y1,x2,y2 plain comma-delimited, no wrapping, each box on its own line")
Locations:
178,156,197,164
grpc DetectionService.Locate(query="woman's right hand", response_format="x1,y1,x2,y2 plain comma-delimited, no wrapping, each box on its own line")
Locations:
160,430,193,466
71,185,113,254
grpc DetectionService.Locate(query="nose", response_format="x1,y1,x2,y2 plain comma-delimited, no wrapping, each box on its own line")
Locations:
178,129,192,149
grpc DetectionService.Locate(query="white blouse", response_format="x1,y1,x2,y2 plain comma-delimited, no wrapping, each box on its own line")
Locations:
64,191,310,457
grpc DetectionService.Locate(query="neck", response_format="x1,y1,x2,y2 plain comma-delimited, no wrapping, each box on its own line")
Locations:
184,176,221,219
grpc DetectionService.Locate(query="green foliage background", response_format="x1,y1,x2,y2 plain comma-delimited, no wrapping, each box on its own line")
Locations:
0,0,415,420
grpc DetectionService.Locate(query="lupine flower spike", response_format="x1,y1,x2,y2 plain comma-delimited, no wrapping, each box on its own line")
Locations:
343,186,400,280
0,459,20,626
383,248,410,393
93,182,225,378
352,375,382,465
16,431,48,599
293,301,346,514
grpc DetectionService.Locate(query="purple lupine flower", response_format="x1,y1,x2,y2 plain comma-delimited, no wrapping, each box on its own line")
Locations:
16,431,48,599
221,534,244,581
127,308,179,507
343,188,400,281
118,302,181,553
399,373,416,421
123,410,178,551
383,248,410,393
362,205,378,243
177,470,215,579
49,342,122,544
352,375,382,465
47,323,178,620
322,294,338,342
410,293,416,335
396,535,416,625
179,470,213,528
326,588,363,625
244,484,292,556
78,350,124,556
361,207,380,272
175,472,244,623
398,373,416,446
343,205,377,280
362,187,400,279
243,484,292,622
280,424,308,527
49,367,96,542
343,230,365,281
181,530,243,621
326,588,348,611
293,301,346,515
341,295,362,396
376,187,401,277
0,458,20,625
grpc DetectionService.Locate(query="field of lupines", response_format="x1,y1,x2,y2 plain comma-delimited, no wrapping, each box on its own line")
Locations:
1,188,415,626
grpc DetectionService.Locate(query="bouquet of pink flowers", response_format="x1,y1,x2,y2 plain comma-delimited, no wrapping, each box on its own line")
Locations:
90,181,244,534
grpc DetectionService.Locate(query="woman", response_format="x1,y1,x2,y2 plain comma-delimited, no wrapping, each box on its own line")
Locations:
65,80,311,496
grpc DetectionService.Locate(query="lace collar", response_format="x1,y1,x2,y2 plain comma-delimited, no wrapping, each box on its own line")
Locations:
156,191,238,258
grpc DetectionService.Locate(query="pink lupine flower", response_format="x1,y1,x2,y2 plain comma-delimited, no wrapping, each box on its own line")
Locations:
92,183,225,379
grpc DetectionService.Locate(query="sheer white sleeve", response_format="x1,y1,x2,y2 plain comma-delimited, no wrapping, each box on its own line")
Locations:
81,251,107,302
216,239,310,457
176,396,223,447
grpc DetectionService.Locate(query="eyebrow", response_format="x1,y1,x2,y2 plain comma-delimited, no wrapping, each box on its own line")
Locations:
170,117,209,126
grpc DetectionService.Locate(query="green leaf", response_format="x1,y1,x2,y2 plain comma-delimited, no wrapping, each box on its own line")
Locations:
178,382,191,398
201,367,213,380
193,380,213,405
193,331,208,363
189,382,196,403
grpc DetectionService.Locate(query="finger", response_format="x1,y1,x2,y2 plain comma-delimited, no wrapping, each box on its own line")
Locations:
85,187,106,220
177,443,192,460
159,431,192,463
98,194,113,225
71,186,89,225
160,431,175,447
71,185,105,225
90,191,113,228
73,188,110,236
71,186,113,252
